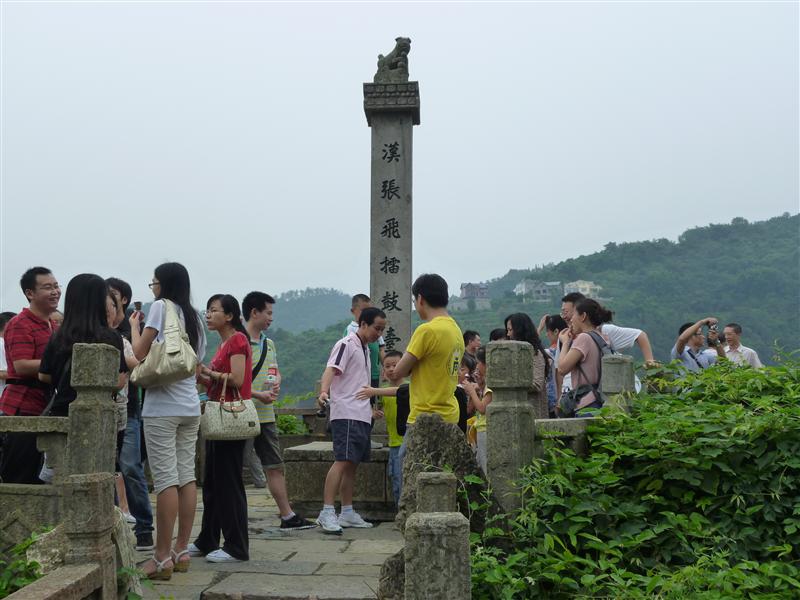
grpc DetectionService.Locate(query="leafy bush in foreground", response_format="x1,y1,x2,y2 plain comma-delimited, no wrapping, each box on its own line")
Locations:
471,359,800,599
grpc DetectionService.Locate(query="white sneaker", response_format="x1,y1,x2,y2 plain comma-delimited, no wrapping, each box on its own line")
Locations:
338,511,373,528
205,549,243,563
316,510,343,535
122,512,136,524
187,543,205,557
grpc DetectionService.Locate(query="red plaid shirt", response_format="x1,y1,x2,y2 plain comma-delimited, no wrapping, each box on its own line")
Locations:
0,308,57,416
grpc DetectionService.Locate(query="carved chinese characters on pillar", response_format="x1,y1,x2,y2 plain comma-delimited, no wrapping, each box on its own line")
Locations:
375,138,404,350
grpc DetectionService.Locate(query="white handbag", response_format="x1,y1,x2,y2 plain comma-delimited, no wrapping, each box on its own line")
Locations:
130,299,198,388
200,374,260,441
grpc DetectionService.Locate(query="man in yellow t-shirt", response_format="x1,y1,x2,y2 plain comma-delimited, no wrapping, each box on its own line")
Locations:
394,274,464,426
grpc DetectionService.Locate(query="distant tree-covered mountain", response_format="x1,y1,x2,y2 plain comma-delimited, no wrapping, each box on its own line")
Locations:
272,288,351,334
197,214,799,397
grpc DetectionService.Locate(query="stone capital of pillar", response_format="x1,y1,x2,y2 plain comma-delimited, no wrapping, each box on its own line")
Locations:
486,341,535,390
363,81,421,126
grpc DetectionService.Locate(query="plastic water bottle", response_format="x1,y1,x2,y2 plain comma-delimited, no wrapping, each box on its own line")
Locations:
264,374,277,395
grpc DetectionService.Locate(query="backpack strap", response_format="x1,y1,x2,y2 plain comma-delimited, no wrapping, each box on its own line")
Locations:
251,337,270,380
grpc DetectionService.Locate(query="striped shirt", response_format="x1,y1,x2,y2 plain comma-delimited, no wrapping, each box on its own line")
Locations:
251,334,278,423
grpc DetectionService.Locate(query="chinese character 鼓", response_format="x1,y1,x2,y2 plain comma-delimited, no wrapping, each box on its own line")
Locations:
380,256,401,274
382,142,401,163
380,218,401,239
381,291,402,312
384,327,401,351
380,179,400,201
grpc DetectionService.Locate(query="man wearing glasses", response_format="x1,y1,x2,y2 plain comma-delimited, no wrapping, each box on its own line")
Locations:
0,267,61,483
670,317,725,373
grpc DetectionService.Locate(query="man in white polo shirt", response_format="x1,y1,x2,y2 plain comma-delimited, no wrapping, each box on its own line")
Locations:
316,307,386,534
722,323,763,368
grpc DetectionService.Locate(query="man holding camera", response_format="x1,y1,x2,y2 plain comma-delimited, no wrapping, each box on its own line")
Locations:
670,317,725,372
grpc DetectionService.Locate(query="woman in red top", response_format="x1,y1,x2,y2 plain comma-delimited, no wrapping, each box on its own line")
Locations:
190,294,252,563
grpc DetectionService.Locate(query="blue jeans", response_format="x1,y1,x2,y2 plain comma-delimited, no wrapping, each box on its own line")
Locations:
120,415,154,535
388,446,402,507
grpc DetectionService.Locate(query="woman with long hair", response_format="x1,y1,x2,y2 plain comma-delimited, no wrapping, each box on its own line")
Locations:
39,274,126,417
130,262,206,579
188,294,252,563
556,299,614,415
504,312,550,418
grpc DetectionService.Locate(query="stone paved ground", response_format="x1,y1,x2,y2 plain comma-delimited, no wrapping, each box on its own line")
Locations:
137,487,402,600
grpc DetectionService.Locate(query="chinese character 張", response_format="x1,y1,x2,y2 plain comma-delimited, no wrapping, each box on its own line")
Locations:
380,179,401,201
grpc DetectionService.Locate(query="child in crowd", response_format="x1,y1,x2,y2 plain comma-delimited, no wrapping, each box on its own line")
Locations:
316,307,387,534
454,353,477,434
358,350,406,507
466,348,492,474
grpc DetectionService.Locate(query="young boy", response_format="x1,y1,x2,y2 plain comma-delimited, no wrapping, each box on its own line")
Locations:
358,350,405,506
393,273,464,427
317,307,387,534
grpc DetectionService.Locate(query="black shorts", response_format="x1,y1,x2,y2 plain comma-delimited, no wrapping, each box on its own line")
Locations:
253,422,284,470
330,419,371,464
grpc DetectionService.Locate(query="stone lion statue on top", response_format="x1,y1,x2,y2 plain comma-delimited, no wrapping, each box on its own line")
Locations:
374,37,411,83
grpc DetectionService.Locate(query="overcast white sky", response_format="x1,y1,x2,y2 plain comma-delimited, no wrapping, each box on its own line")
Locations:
1,1,798,313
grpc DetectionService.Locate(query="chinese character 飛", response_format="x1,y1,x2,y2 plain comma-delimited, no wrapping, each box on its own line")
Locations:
380,218,401,239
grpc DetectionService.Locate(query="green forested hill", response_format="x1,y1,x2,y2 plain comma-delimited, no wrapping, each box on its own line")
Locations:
208,214,799,397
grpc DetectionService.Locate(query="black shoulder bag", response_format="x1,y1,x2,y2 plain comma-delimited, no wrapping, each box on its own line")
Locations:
557,333,614,418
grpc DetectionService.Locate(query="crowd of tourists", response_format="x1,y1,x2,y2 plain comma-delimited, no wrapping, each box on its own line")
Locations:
0,265,763,577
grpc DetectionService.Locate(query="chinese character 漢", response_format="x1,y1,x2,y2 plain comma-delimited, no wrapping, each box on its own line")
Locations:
381,179,400,201
380,257,401,274
381,291,402,312
380,218,401,239
384,327,401,351
382,142,401,163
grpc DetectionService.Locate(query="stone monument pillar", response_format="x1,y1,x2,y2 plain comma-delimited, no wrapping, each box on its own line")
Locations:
364,37,420,352
485,341,536,512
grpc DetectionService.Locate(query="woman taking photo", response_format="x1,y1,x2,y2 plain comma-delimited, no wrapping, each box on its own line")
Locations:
130,262,206,579
556,299,613,415
189,294,252,563
504,312,550,418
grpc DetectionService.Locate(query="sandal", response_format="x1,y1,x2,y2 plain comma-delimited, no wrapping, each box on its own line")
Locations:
171,548,191,573
141,555,173,581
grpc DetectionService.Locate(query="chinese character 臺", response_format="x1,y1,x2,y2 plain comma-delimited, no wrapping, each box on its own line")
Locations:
380,257,401,274
381,291,402,312
382,142,401,163
384,327,401,351
380,179,400,201
380,218,401,239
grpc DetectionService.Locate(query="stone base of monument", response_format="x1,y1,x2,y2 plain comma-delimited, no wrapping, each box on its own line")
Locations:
284,442,396,522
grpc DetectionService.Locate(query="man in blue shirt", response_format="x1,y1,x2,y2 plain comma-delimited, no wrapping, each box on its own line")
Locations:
670,317,725,372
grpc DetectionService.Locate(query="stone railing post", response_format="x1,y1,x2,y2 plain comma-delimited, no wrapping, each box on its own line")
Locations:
485,341,535,512
62,343,119,598
404,472,470,600
601,354,636,412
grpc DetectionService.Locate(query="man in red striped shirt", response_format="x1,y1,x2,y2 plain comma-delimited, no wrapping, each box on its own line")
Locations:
0,267,61,483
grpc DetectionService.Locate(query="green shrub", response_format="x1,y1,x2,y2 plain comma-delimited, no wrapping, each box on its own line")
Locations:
0,533,43,599
275,393,311,435
471,359,800,598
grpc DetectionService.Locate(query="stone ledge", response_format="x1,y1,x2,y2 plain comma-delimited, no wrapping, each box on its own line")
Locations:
7,563,101,600
0,417,70,434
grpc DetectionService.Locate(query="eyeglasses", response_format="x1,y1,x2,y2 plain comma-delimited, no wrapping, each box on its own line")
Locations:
148,281,160,289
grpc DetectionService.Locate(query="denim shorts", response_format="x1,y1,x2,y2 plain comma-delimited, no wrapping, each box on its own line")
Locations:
330,419,371,464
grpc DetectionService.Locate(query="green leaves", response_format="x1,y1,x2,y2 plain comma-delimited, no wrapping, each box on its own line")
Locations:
471,360,800,598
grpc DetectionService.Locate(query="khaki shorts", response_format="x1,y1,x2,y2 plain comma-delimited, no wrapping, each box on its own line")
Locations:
253,422,283,470
143,415,200,495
